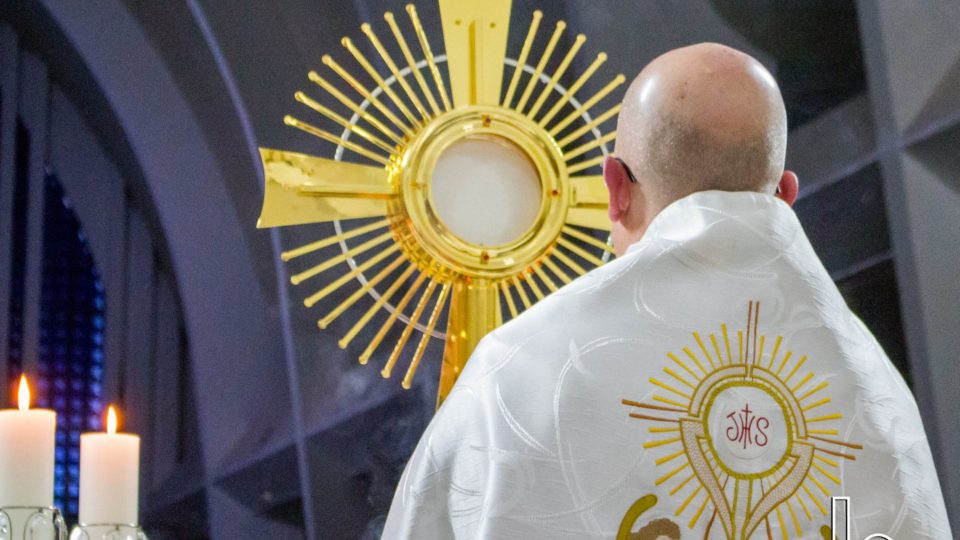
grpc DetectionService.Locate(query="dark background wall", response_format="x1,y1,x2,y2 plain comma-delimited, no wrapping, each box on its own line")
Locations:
0,1,957,538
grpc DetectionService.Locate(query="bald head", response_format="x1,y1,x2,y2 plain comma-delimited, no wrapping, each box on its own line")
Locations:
616,43,787,205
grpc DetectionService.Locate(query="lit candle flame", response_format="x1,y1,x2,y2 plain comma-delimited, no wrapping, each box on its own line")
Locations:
107,405,118,434
18,375,30,411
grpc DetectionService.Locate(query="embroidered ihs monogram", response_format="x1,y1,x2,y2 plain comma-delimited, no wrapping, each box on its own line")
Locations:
618,301,862,540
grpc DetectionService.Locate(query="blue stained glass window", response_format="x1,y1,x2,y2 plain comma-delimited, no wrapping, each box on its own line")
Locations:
4,114,105,520
38,174,105,520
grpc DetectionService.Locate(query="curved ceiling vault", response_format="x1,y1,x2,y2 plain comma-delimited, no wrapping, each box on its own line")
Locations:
36,0,293,490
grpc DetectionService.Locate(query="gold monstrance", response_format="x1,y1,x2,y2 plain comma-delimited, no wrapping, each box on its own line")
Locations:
258,1,621,405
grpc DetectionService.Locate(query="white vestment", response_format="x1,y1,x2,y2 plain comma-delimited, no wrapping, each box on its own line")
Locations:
383,191,952,540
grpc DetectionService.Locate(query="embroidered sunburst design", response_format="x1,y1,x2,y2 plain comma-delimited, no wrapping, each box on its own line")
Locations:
622,301,862,539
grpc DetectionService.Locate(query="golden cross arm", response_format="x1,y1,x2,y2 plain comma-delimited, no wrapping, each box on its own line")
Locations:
257,148,392,228
438,0,512,107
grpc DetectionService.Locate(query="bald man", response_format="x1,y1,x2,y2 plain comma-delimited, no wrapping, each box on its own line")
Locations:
383,44,951,539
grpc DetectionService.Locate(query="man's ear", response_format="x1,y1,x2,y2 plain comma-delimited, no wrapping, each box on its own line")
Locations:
603,156,632,222
775,170,799,207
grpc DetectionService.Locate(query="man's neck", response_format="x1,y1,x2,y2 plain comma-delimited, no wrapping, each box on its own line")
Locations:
614,198,669,256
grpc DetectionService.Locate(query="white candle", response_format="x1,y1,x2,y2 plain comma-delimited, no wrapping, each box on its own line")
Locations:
79,406,140,525
0,376,56,508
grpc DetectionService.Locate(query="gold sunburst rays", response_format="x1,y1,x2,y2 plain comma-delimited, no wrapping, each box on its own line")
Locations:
258,2,622,404
621,301,862,539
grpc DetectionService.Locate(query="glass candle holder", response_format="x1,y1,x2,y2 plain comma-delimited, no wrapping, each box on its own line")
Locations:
0,506,67,540
68,524,146,540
